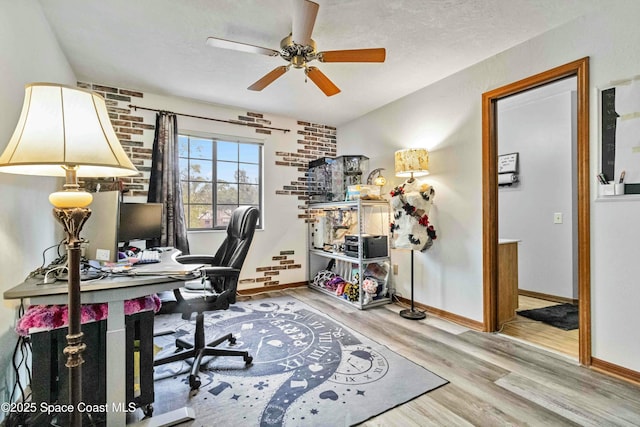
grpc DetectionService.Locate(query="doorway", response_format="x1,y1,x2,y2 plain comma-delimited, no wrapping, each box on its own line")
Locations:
497,78,578,358
481,58,591,365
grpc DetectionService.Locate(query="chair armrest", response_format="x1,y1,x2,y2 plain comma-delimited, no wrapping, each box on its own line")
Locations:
176,254,216,265
200,266,240,277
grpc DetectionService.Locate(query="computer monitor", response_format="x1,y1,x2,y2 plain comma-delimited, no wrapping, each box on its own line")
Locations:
118,202,163,246
81,191,120,262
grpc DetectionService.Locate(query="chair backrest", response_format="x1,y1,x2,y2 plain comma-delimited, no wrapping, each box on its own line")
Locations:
212,206,259,270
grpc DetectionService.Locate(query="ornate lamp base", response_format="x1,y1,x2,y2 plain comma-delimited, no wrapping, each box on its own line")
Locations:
53,206,91,427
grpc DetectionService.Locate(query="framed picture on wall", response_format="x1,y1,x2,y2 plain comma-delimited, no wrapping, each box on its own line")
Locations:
498,152,519,174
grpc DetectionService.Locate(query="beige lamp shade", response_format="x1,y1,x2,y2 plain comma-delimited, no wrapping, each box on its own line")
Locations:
0,83,138,178
394,148,429,177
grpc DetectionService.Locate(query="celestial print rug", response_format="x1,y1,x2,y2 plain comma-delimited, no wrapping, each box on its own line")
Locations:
152,296,448,426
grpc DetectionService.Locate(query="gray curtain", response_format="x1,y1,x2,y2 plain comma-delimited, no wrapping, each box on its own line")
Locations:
148,112,190,254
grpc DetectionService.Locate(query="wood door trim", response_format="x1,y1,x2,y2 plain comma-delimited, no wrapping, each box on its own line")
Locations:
481,57,591,365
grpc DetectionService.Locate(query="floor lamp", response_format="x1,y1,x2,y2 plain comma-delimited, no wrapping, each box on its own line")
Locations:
394,148,430,320
0,83,138,426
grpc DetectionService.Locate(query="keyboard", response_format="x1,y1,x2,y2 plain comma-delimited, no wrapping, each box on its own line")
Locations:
134,250,161,264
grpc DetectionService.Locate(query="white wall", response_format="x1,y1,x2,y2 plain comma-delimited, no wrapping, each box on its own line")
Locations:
497,80,577,299
121,92,309,288
0,0,76,409
339,0,640,372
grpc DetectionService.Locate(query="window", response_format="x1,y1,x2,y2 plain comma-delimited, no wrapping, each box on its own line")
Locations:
179,133,262,230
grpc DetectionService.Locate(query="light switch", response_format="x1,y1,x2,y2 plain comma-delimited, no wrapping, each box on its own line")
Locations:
553,212,563,224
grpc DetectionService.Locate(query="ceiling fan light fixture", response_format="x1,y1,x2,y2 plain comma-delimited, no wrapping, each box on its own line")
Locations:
280,35,317,65
205,0,385,96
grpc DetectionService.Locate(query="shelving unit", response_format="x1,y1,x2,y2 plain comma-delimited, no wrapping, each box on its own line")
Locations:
307,199,392,309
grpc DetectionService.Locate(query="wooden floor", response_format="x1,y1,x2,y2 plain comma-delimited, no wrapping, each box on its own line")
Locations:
499,295,579,359
151,288,640,426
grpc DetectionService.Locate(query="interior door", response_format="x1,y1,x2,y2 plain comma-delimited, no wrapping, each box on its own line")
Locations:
481,57,591,365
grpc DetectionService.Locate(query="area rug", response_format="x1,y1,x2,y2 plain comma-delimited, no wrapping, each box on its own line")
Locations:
517,303,579,330
152,296,448,426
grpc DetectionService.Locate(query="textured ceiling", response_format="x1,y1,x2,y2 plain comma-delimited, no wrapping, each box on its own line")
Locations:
38,0,607,126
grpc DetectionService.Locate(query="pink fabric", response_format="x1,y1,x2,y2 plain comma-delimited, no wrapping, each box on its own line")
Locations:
15,294,161,336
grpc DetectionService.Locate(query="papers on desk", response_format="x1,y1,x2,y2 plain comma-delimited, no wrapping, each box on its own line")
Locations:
100,248,203,277
130,263,203,276
100,261,202,276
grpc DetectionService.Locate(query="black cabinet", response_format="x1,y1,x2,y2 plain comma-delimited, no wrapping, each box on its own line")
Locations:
30,310,154,425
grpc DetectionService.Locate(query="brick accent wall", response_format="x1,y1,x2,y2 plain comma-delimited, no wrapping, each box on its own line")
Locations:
275,121,337,223
78,82,337,289
77,81,153,196
239,250,301,287
77,82,306,197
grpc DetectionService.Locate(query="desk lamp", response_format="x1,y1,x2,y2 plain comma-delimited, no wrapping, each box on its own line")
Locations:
394,148,429,320
366,168,387,196
0,83,138,425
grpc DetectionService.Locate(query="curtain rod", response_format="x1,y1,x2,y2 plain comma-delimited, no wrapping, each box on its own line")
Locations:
128,104,290,133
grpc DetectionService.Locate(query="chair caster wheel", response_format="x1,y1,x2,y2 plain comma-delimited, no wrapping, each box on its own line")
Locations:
229,336,236,345
189,375,201,390
142,404,153,417
245,355,253,365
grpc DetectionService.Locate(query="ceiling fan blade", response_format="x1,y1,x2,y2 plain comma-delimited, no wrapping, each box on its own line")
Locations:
248,66,290,91
292,0,319,46
206,36,279,57
305,67,341,97
319,48,386,63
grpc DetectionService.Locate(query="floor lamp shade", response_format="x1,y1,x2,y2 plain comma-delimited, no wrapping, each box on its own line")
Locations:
0,83,137,178
394,148,429,178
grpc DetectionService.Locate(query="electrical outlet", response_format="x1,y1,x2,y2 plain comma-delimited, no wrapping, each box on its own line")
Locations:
554,212,563,224
95,249,111,261
393,264,398,275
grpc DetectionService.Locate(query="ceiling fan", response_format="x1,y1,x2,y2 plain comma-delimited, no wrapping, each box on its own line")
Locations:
205,0,386,96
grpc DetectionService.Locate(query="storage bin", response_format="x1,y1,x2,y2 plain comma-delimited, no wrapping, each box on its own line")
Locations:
308,155,369,203
308,157,336,203
331,155,369,201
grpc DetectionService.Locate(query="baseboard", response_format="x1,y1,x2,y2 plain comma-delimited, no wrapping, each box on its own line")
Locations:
238,285,484,330
591,357,640,385
518,289,578,305
394,295,484,331
237,281,307,296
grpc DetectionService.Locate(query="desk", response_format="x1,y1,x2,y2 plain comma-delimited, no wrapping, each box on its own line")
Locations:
4,250,201,426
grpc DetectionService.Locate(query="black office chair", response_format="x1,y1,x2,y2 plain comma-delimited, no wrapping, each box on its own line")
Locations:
154,206,259,390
